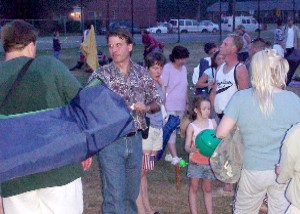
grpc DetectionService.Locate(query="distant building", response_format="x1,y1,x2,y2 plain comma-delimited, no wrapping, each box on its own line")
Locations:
69,0,157,28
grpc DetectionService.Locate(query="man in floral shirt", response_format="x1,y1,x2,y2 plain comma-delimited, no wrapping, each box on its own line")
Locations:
88,28,161,213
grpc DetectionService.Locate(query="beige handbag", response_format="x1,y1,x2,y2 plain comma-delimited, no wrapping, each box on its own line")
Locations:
210,127,244,183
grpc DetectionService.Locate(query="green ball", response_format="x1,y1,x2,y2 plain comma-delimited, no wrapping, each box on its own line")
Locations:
195,129,221,157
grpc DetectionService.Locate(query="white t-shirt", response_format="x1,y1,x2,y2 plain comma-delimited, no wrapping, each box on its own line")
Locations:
286,27,294,48
214,63,238,114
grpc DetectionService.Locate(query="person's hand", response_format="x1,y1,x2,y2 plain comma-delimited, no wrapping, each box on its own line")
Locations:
82,157,92,171
133,102,149,112
208,80,215,87
190,143,198,153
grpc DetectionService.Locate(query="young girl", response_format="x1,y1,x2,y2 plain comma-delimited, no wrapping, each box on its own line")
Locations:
195,50,224,94
185,95,217,214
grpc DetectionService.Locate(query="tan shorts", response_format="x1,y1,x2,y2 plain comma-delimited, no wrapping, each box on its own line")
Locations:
234,169,289,214
142,126,163,151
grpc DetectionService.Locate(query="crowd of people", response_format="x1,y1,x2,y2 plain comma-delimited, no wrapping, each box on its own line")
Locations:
1,18,300,214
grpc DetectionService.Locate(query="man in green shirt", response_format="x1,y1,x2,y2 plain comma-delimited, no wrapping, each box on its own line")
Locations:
0,20,90,213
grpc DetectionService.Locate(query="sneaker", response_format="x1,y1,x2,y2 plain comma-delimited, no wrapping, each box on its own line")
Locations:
164,154,172,162
171,157,182,165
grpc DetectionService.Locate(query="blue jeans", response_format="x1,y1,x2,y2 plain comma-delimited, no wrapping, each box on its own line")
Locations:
97,132,142,214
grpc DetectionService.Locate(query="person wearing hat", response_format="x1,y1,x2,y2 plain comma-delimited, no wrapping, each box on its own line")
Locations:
284,17,300,57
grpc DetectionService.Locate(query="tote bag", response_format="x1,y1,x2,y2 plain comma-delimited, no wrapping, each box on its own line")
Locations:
210,127,244,183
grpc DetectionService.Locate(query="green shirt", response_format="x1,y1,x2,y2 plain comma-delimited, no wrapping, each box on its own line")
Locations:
0,56,84,197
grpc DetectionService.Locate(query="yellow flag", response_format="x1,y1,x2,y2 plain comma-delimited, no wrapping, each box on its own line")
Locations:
80,25,99,71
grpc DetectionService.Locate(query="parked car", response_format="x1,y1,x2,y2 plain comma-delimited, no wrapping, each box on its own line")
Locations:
221,16,260,32
103,20,141,34
146,23,168,34
198,20,219,33
169,19,203,33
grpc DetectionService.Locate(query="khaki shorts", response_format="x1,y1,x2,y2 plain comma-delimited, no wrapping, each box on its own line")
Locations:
142,126,163,151
234,169,289,214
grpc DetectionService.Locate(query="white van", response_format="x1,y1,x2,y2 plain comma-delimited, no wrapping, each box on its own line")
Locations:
221,16,260,32
169,19,205,33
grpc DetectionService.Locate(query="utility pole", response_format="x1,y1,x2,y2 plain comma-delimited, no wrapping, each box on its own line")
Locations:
219,0,222,42
257,0,260,37
293,0,296,23
232,0,236,32
177,0,180,43
198,0,201,21
131,0,134,35
81,0,84,33
106,0,110,30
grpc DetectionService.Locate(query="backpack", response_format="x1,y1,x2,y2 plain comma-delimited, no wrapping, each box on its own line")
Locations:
195,58,210,95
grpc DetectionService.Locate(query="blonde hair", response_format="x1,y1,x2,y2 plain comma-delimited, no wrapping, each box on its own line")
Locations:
251,49,289,116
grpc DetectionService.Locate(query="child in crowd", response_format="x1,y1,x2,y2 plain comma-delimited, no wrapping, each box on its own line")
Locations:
195,50,224,94
185,95,217,214
136,52,166,214
195,50,224,114
53,31,61,59
192,43,218,95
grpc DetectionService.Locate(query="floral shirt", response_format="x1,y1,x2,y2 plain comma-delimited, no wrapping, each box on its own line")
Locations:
88,61,161,130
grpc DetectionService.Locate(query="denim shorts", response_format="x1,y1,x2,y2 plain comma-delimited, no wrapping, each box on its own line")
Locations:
187,162,216,180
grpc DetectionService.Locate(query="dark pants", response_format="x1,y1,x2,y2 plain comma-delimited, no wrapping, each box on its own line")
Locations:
286,48,294,57
286,48,300,85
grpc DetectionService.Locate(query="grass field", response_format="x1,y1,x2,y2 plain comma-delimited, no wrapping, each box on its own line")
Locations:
3,39,299,213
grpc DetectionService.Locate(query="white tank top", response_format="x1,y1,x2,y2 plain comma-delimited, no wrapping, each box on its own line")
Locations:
190,119,214,141
189,119,214,164
214,63,238,114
